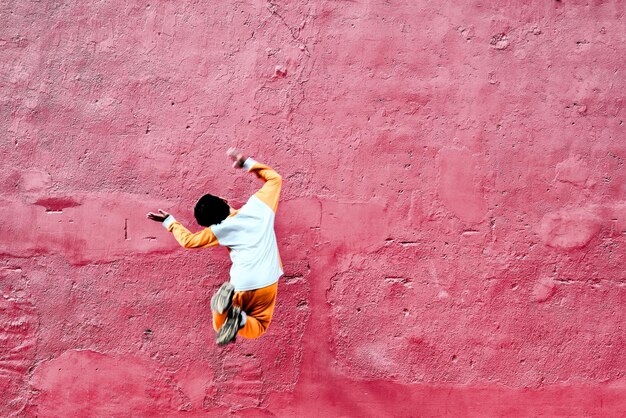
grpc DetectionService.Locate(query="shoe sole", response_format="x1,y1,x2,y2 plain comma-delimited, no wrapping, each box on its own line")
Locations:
211,282,235,314
216,306,241,346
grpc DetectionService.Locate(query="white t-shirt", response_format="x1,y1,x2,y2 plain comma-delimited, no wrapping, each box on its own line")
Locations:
211,195,283,291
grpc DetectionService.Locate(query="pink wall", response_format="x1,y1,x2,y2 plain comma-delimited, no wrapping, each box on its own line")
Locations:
2,1,625,416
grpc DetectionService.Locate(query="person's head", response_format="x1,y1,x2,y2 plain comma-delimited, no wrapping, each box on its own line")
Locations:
194,194,230,227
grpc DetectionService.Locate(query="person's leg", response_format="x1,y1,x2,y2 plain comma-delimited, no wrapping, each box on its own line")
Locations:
216,305,242,345
214,281,279,345
212,311,228,332
236,282,278,339
211,282,235,331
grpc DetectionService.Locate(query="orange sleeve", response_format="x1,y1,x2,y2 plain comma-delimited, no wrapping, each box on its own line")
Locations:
167,221,219,248
244,159,282,212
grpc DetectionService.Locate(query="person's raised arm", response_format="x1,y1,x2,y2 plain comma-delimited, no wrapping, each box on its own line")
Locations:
227,148,282,212
147,209,219,248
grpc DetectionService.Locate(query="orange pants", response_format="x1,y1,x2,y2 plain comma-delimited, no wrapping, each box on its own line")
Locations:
212,282,278,339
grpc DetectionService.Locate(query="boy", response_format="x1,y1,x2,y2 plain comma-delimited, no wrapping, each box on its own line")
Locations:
147,149,283,345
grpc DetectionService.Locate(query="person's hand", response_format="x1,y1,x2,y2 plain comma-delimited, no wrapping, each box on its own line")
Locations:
146,209,170,222
227,148,246,168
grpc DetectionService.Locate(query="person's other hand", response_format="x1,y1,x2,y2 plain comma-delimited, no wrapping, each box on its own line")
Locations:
227,148,246,168
146,209,170,222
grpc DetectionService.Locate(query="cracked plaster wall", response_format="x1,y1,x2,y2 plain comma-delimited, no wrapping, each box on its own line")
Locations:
1,1,625,416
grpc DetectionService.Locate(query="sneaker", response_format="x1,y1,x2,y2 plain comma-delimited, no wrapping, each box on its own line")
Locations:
210,282,235,314
216,306,242,346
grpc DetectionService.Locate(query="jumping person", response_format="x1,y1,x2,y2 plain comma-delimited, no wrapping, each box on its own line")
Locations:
147,148,283,345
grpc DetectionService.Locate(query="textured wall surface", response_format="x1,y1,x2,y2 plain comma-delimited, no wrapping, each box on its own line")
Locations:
2,1,626,416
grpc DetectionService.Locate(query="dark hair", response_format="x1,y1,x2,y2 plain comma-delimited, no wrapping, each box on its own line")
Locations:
194,194,230,227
